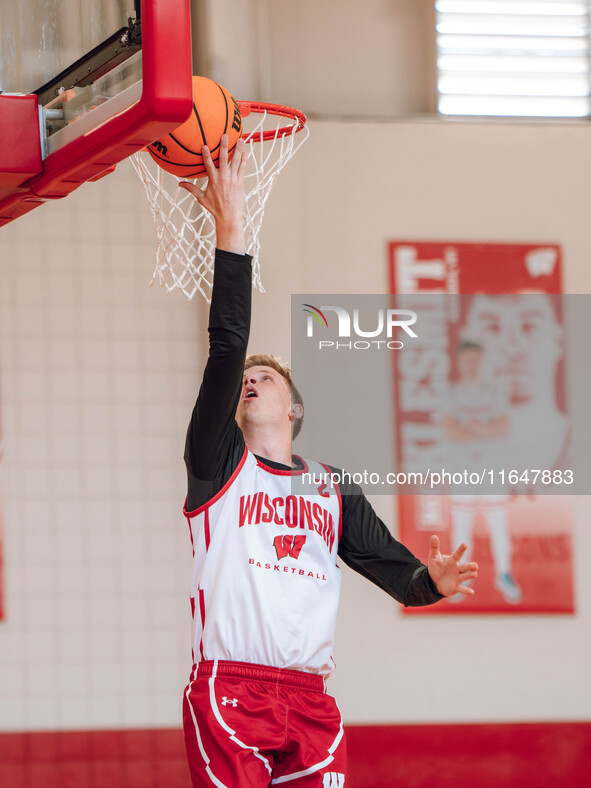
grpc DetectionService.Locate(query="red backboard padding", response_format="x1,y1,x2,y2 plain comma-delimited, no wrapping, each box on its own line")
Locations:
0,95,42,189
0,0,193,227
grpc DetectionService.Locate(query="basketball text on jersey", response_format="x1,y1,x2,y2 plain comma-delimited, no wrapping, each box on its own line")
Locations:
239,492,336,551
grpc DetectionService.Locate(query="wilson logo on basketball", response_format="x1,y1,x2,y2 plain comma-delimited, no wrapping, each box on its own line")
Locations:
231,99,242,132
273,535,306,561
151,140,168,157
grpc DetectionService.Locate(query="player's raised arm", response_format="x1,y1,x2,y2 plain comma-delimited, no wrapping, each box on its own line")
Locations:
181,136,252,509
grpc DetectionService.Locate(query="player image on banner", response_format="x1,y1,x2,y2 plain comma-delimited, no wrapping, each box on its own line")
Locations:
389,242,574,614
443,340,519,604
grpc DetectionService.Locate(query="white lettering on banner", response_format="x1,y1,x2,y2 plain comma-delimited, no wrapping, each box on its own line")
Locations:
394,246,446,294
416,495,446,531
525,247,557,278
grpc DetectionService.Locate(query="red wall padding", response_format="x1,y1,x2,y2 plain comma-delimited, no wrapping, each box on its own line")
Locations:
0,729,189,788
0,722,589,787
345,722,591,788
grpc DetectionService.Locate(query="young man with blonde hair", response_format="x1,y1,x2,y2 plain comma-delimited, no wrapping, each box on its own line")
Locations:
243,353,305,439
179,136,478,788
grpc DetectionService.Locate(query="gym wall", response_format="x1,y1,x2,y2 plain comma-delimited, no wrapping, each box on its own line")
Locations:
0,1,590,786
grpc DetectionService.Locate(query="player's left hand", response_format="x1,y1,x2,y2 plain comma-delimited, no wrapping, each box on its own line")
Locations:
427,535,478,597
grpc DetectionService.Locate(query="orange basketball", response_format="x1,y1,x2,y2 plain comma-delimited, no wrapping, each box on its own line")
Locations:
147,76,243,178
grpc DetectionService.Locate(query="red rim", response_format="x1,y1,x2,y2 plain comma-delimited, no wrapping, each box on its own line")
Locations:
236,101,307,142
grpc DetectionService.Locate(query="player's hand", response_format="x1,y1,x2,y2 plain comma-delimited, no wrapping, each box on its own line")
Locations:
179,134,248,254
427,535,479,598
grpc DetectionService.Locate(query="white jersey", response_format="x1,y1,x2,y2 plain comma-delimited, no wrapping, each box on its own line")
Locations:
445,380,506,426
183,449,343,677
444,380,508,471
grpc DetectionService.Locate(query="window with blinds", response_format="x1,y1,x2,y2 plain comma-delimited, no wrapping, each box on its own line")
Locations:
435,1,591,117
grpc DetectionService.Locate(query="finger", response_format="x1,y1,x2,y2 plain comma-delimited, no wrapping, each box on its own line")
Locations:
234,138,248,177
230,137,245,169
179,181,206,203
458,585,476,596
429,534,440,558
458,570,478,582
459,561,479,574
201,144,217,180
232,148,247,182
219,133,229,169
451,542,468,562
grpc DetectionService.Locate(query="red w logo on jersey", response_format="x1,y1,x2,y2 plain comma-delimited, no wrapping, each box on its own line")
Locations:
273,534,306,560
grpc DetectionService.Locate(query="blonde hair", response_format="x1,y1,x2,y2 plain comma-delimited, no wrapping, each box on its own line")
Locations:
244,354,304,439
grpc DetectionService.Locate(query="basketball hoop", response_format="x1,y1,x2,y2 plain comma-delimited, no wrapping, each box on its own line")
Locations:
131,101,309,301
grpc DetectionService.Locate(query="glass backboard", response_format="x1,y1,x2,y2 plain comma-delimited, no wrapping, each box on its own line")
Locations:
0,0,193,227
0,1,134,96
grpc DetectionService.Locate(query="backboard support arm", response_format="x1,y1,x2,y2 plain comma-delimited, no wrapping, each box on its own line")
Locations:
34,19,142,107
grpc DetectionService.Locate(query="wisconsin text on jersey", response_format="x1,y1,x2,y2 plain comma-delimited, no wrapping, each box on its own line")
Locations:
239,491,337,551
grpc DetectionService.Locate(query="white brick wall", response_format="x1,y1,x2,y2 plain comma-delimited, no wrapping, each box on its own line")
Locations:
0,164,200,731
1,117,591,732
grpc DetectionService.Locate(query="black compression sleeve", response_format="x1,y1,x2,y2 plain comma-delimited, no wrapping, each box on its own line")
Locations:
335,473,443,607
184,249,252,511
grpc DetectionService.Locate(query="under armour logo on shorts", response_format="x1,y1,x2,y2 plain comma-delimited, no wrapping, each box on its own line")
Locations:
221,697,238,707
322,773,345,787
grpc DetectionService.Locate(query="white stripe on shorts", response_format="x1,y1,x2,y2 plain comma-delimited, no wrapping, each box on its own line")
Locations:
270,715,344,784
208,660,273,776
185,679,229,788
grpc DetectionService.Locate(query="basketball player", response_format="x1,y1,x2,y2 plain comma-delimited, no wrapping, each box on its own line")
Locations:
178,135,478,787
443,340,521,604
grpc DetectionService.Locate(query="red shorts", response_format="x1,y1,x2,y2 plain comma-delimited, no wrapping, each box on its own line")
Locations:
183,660,347,787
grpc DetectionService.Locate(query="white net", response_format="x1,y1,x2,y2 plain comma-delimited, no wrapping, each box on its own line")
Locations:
130,103,309,301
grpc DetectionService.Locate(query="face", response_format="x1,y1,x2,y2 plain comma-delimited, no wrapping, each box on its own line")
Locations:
236,365,294,433
463,294,562,404
456,347,482,382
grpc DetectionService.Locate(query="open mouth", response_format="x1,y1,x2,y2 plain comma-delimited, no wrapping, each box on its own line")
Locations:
244,389,258,399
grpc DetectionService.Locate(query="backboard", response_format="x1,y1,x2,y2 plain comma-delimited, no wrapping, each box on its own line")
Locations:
0,0,193,226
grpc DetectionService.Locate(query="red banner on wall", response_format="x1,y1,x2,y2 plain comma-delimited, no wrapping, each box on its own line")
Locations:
389,242,574,614
0,388,4,621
